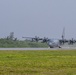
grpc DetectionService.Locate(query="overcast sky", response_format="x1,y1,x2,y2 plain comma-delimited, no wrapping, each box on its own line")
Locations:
0,0,76,39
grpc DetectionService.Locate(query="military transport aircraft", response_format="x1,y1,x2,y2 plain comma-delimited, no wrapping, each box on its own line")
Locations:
22,36,76,48
22,28,76,48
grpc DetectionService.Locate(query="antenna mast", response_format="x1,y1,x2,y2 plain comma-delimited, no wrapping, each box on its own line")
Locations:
62,27,65,40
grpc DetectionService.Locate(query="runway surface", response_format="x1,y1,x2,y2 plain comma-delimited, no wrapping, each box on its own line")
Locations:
0,48,49,50
0,47,76,50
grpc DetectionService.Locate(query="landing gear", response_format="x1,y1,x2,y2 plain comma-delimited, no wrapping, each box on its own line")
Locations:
59,46,61,48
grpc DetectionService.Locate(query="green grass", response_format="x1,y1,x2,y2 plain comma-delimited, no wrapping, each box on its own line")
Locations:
0,39,48,48
0,50,76,75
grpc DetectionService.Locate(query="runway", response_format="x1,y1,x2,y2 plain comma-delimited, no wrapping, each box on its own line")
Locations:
0,48,45,50
0,47,76,50
0,48,57,50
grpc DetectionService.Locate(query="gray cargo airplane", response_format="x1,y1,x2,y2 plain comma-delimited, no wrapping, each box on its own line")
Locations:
22,28,76,48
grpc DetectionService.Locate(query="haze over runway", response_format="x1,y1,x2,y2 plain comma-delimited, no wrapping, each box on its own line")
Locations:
0,0,76,39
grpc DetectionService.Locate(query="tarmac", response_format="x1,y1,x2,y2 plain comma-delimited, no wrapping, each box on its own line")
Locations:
0,47,76,50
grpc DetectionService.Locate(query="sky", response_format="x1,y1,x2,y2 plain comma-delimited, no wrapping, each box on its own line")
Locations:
0,0,76,40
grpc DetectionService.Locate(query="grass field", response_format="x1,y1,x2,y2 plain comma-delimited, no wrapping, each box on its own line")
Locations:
0,50,76,75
